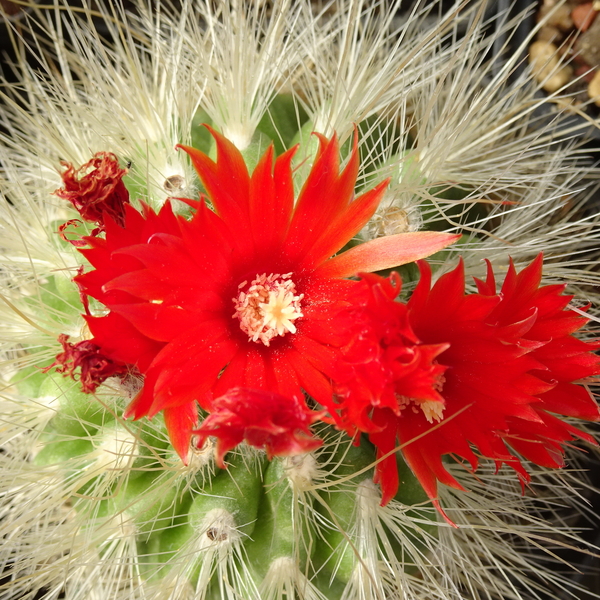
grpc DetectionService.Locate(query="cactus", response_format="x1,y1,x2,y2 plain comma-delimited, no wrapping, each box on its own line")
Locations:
1,1,600,600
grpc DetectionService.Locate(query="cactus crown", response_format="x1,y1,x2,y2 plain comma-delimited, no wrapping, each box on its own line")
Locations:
1,2,600,599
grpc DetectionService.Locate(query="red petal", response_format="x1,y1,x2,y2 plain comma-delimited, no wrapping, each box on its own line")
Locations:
86,313,163,371
108,303,195,342
163,402,198,464
177,127,250,219
314,232,461,278
302,179,390,269
248,145,297,257
286,347,336,413
177,128,253,254
149,334,238,415
284,134,344,258
537,383,600,420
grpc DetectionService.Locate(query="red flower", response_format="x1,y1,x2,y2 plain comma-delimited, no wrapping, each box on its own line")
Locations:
44,334,130,394
336,272,449,435
70,127,458,461
55,152,130,235
194,388,324,466
339,256,600,520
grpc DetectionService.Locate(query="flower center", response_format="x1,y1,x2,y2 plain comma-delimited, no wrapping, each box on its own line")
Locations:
233,273,304,346
397,374,447,424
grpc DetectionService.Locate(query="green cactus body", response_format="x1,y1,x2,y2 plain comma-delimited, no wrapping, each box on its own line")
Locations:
34,436,94,468
10,364,47,398
39,372,115,437
27,370,436,599
248,456,317,577
314,439,377,584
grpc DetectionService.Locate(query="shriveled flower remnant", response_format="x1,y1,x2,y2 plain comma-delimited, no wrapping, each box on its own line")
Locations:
53,127,458,461
336,256,600,519
55,152,130,242
44,333,130,394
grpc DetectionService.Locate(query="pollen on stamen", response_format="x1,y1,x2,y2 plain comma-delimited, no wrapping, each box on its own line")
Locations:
419,400,445,423
398,395,445,424
232,273,304,346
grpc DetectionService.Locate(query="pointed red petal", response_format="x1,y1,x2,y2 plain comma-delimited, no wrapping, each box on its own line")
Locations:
124,375,156,419
284,134,351,260
177,127,252,251
474,261,497,295
249,144,276,247
85,313,163,371
108,303,193,342
248,145,297,256
149,335,237,415
314,232,461,278
163,402,198,465
302,178,390,269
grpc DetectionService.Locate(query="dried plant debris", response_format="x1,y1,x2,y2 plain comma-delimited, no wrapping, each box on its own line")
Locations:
530,0,600,105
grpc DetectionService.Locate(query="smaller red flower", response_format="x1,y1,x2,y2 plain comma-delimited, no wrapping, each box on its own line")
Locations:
194,388,324,467
336,272,448,435
44,333,130,393
55,152,130,234
338,255,600,521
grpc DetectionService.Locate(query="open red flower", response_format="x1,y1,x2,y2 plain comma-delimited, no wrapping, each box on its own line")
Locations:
194,388,324,466
70,128,459,461
339,256,600,520
55,152,130,234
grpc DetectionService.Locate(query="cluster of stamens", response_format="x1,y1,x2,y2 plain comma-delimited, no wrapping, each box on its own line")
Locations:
233,273,304,347
397,373,446,424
